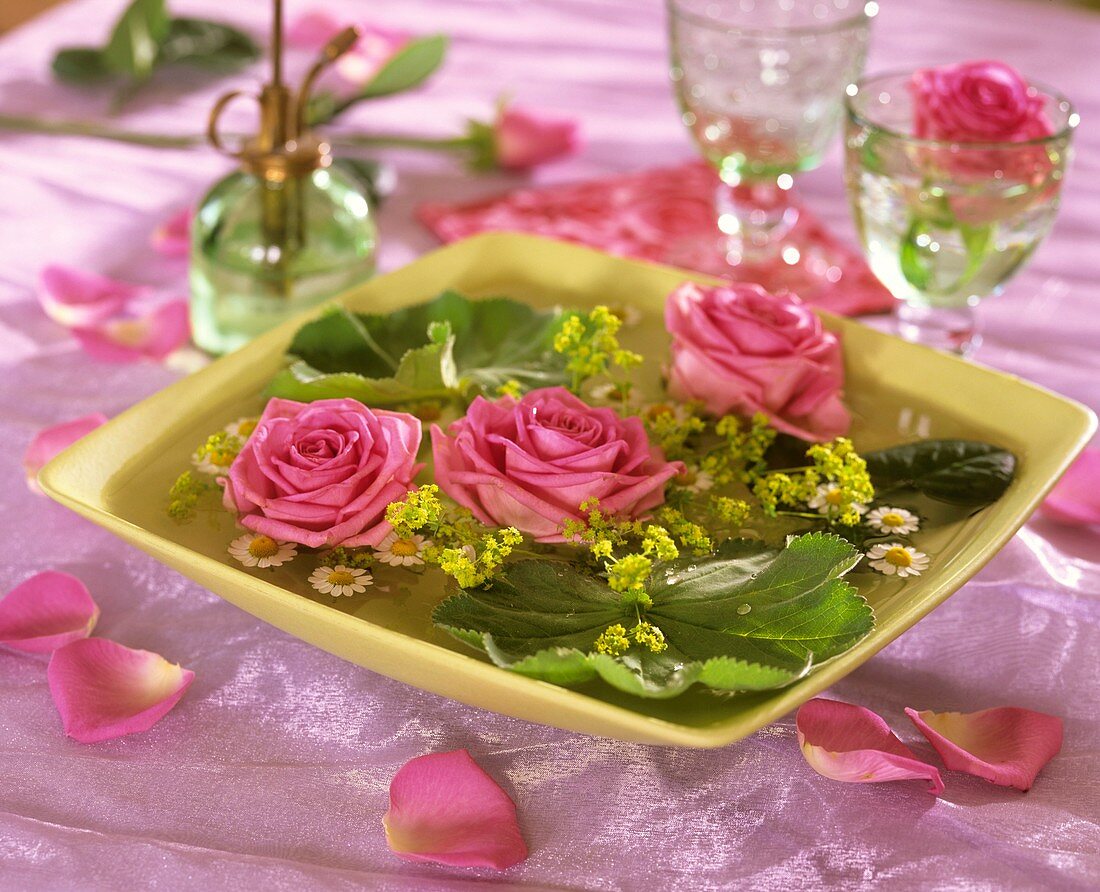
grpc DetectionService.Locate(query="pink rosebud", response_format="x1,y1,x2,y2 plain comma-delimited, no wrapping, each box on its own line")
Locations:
38,265,144,328
224,397,423,548
47,638,194,744
384,749,528,870
797,698,944,794
665,281,850,441
495,106,581,171
432,387,682,542
0,571,99,654
1040,448,1100,526
72,300,191,363
906,706,1063,791
23,413,109,493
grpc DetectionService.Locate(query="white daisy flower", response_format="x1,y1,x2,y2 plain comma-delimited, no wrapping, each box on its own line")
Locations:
224,417,260,441
866,543,930,578
677,466,715,493
865,506,920,535
374,532,432,567
228,533,297,569
308,565,372,597
608,304,642,328
808,483,868,516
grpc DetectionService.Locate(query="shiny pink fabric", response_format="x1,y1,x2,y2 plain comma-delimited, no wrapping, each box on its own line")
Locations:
0,0,1097,888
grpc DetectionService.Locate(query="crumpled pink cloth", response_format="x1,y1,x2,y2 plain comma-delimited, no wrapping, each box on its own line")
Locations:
0,0,1098,889
420,160,896,316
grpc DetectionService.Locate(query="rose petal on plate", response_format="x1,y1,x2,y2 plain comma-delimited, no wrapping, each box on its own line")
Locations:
0,571,99,654
151,207,192,258
47,638,195,744
1040,448,1100,526
286,10,343,48
905,707,1063,791
796,698,944,794
38,265,144,328
383,749,528,870
72,300,191,363
23,413,108,493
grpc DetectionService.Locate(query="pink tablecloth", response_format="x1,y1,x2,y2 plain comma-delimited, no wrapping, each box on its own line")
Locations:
1,1,1098,888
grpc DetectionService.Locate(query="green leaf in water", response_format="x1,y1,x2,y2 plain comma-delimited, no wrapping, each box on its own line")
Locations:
433,533,873,699
865,439,1017,506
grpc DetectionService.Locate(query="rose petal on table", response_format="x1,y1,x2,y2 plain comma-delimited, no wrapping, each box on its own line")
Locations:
383,749,528,870
151,207,192,259
1040,448,1100,526
72,300,191,363
38,265,144,328
286,9,344,48
47,638,195,744
905,707,1063,791
23,412,108,493
0,571,99,654
796,698,945,794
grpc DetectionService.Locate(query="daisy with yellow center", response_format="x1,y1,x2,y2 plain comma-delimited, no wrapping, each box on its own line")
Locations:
808,483,868,516
676,465,715,494
308,565,372,597
374,532,432,567
866,543,930,578
228,533,297,568
865,506,920,535
224,417,259,441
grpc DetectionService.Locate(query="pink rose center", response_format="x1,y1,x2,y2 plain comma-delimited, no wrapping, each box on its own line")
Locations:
294,430,351,464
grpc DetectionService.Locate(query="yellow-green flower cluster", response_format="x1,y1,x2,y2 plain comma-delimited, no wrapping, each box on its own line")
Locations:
752,437,874,526
324,547,374,570
607,554,654,606
593,620,668,656
552,305,643,392
385,485,446,538
437,527,523,588
641,525,679,562
194,431,243,470
655,507,712,555
496,379,523,399
166,471,209,521
643,404,707,460
700,413,777,485
711,496,751,528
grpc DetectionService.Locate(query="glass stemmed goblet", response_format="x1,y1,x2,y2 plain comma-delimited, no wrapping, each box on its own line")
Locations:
665,0,876,285
844,71,1078,354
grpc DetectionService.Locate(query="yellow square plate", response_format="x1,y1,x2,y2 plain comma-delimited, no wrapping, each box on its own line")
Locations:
39,234,1095,747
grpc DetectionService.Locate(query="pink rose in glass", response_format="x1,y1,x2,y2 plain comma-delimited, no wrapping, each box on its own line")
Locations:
223,398,422,548
431,387,682,541
495,106,581,171
910,60,1054,182
665,282,850,442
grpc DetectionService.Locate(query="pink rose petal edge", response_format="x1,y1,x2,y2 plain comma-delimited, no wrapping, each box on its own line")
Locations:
0,571,100,654
72,300,191,363
47,638,195,744
796,698,944,795
383,749,528,870
1040,448,1100,526
905,706,1063,791
151,207,192,259
23,413,109,493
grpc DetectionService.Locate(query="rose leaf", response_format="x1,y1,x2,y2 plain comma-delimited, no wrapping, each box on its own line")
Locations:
433,533,874,699
864,439,1017,506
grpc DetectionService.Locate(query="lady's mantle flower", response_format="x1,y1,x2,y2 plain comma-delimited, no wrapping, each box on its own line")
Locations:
308,565,372,597
809,483,869,516
866,543,930,578
866,506,920,536
374,532,432,567
228,533,297,569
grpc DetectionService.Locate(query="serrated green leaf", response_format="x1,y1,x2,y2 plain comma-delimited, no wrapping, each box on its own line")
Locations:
865,439,1017,506
433,533,874,699
268,292,568,406
158,18,259,71
102,0,170,81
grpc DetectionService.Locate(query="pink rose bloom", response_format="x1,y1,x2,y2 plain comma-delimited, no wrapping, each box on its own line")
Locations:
495,106,581,170
223,398,422,548
431,387,682,541
910,60,1054,183
665,282,850,442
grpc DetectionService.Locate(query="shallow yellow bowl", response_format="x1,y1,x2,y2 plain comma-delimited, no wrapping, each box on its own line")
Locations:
39,233,1095,747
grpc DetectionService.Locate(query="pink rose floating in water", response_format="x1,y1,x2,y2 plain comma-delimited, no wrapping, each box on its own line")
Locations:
431,387,682,541
665,282,850,442
223,398,422,548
